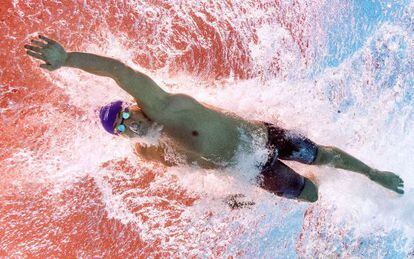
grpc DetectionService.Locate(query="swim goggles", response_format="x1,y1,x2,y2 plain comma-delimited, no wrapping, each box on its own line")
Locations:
114,108,130,134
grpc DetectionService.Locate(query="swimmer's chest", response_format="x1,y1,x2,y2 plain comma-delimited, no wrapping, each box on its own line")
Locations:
158,95,241,161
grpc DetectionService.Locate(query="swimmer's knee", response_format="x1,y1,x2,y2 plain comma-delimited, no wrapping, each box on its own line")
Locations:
298,178,318,203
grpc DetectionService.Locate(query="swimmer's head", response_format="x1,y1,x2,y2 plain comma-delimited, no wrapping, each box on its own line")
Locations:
99,101,153,138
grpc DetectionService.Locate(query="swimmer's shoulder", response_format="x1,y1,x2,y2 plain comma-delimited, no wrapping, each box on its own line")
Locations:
165,93,205,112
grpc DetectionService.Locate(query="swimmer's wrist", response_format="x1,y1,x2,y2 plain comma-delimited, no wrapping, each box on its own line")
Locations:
64,52,96,69
63,52,75,67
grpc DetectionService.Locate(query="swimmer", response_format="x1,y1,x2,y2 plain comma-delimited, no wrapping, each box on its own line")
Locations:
24,35,404,204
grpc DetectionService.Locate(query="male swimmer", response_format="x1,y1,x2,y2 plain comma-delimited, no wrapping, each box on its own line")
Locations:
24,35,404,203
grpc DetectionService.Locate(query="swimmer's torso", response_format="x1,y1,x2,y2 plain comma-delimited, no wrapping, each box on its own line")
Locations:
152,93,267,166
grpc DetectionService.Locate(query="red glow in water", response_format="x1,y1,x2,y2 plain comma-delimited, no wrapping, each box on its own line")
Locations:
0,0,318,256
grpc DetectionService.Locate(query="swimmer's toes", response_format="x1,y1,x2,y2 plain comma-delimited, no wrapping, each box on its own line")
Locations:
396,185,404,194
394,176,403,184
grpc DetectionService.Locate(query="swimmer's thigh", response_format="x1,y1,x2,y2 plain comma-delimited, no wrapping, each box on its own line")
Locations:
259,160,318,202
259,160,306,199
277,130,318,165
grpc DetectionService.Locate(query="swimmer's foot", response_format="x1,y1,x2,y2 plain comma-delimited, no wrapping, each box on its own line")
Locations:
368,170,404,194
224,194,255,209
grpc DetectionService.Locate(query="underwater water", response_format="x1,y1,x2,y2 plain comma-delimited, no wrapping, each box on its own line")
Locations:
0,0,413,257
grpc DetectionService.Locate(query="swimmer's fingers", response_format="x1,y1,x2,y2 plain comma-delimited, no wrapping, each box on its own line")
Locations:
26,50,46,62
31,39,47,48
39,35,57,44
26,35,67,70
24,44,43,53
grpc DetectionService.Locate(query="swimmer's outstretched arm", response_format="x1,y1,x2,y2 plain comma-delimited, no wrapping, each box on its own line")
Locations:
313,145,404,194
24,35,170,119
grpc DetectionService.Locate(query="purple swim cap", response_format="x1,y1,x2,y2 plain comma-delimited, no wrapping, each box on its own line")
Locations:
99,100,123,134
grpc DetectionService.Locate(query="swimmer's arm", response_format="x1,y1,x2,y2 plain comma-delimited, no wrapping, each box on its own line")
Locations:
135,145,254,208
135,144,176,167
174,146,219,169
135,143,218,169
24,35,170,118
64,53,170,116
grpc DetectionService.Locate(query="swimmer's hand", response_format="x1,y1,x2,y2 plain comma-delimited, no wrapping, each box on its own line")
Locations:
24,35,68,71
224,194,255,209
368,170,404,194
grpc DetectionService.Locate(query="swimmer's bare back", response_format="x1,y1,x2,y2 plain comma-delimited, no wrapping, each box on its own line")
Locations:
24,35,404,203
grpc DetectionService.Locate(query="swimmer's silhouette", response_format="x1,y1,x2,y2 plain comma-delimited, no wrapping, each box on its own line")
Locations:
24,35,404,205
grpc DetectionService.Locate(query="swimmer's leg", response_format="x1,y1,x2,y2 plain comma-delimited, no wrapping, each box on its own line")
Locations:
297,178,318,203
259,160,318,203
313,145,404,194
313,146,374,175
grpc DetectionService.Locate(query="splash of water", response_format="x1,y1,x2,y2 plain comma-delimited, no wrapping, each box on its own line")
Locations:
1,0,413,257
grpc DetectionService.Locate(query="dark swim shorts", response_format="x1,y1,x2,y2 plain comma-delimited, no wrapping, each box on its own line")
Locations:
257,122,318,199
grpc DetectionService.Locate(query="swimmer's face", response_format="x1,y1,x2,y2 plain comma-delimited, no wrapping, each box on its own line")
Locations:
114,105,153,138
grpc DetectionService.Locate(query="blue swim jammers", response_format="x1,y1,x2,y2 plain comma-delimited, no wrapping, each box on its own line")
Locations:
257,122,318,199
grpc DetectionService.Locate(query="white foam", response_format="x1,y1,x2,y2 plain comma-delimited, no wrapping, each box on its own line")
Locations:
11,0,414,256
